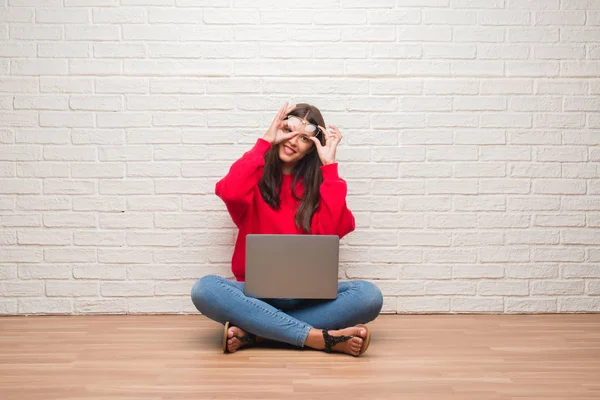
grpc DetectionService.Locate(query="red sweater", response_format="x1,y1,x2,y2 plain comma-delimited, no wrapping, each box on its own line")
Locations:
215,138,356,282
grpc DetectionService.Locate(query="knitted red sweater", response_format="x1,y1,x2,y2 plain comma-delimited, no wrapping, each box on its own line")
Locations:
215,138,355,282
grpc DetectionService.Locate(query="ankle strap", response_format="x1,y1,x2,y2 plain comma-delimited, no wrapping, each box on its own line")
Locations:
322,329,354,353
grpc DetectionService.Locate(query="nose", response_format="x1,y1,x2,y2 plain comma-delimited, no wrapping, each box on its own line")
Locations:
287,134,300,147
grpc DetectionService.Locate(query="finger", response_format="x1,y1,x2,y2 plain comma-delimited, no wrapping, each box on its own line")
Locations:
286,104,297,114
284,130,300,141
309,136,322,149
272,102,287,126
329,125,342,137
318,125,330,138
278,102,288,121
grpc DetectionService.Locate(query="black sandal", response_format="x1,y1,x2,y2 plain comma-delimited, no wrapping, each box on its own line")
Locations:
322,324,371,356
223,321,258,353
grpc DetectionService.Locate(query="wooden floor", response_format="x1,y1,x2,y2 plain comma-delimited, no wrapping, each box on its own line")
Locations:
1,315,599,400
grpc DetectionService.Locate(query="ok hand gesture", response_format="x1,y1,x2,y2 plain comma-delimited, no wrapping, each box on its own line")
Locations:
263,102,299,145
310,125,343,166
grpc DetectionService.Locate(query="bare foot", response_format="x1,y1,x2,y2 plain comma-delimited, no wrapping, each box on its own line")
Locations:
226,326,264,353
304,326,368,356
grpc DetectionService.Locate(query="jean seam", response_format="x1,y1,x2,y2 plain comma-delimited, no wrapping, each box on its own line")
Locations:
216,278,312,347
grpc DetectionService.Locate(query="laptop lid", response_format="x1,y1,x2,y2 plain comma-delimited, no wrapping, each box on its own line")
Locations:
244,234,339,299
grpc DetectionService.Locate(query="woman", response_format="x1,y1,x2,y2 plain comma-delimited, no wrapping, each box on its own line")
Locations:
191,102,383,356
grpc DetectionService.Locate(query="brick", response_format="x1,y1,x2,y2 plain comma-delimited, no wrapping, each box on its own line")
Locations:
74,231,125,247
72,197,125,212
478,281,529,296
397,232,451,247
453,265,504,279
506,265,558,279
36,8,90,23
94,8,146,23
451,297,504,313
70,95,123,111
400,164,452,178
533,248,585,262
0,281,44,297
95,43,147,58
505,299,557,313
455,196,505,211
534,214,585,227
427,146,478,161
507,196,560,211
17,230,71,245
588,281,600,295
18,299,72,315
38,43,89,58
96,77,149,94
534,113,585,128
0,43,36,57
426,249,477,263
75,299,127,314
454,163,506,178
478,44,529,60
453,232,504,246
0,264,17,279
74,265,126,280
18,265,71,280
533,179,586,194
44,248,95,263
13,95,69,112
532,280,584,295
101,282,154,297
11,25,62,40
16,128,69,143
0,300,17,315
397,297,450,313
401,196,451,211
481,146,531,161
426,281,476,295
40,77,93,93
46,281,98,297
562,229,600,245
559,297,600,312
481,79,533,94
479,179,530,194
66,25,119,40
510,163,561,178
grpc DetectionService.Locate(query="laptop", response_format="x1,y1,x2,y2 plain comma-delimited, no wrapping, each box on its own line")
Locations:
244,234,339,299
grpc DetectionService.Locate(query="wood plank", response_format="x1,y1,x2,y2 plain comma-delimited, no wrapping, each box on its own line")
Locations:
0,315,599,399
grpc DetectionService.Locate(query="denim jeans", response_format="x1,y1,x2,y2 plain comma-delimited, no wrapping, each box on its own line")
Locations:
190,274,384,347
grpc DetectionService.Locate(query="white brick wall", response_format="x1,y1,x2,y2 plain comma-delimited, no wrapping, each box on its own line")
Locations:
1,1,599,315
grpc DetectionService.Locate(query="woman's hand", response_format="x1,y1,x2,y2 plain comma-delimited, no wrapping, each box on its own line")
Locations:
263,102,299,145
310,125,343,166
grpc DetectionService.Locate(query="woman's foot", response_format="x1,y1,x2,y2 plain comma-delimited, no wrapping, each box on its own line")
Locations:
226,326,264,353
304,325,369,356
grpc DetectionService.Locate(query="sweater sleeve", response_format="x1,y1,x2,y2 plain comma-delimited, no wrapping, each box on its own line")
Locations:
310,163,356,238
215,138,272,227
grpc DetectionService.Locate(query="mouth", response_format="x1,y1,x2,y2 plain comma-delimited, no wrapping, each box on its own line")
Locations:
283,145,296,156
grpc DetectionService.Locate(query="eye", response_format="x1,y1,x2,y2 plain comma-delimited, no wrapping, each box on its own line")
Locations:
301,136,310,143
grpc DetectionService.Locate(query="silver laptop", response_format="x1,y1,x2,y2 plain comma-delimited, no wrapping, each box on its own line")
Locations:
244,234,339,299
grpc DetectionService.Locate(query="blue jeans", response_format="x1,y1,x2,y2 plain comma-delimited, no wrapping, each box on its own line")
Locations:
190,274,384,347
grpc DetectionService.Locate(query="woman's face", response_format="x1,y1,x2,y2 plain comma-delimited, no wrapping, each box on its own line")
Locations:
278,115,319,167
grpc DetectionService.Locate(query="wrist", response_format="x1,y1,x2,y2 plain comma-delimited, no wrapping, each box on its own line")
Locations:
262,135,275,145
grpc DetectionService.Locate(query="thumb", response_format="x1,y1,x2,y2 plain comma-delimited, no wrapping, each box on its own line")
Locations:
310,136,322,149
285,130,300,140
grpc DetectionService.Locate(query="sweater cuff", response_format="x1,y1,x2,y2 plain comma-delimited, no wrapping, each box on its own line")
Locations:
320,163,340,181
254,137,272,154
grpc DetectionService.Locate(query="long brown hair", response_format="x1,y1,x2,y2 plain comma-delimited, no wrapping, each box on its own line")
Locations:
258,103,326,233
